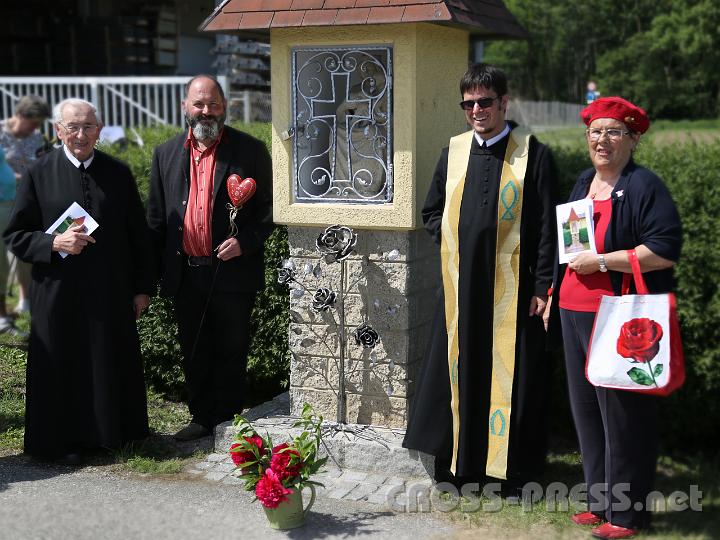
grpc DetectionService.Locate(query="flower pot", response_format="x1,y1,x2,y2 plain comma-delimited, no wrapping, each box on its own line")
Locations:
263,485,316,530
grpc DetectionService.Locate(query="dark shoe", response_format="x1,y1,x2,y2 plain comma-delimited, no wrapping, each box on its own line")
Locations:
572,511,604,526
592,523,638,539
173,422,211,441
56,453,83,466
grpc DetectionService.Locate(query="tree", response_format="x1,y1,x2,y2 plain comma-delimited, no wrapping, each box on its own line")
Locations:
485,0,662,101
596,0,720,118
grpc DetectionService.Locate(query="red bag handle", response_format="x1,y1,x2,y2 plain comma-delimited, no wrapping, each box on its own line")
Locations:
621,249,649,295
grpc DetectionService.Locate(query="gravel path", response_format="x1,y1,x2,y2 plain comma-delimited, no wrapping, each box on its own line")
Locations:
0,455,464,540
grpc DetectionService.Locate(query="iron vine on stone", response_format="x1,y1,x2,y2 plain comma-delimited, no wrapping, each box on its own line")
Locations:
278,225,396,424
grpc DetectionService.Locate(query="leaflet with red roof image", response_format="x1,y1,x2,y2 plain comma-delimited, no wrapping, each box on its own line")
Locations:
45,202,99,258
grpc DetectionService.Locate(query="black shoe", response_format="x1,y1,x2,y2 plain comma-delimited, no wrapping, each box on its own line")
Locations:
56,453,83,466
173,422,211,441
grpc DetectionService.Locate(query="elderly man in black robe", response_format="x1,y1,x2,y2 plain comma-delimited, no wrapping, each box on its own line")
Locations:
403,64,557,491
3,98,154,464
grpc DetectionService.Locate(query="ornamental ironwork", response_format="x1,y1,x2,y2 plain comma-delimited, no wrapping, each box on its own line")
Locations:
291,46,393,204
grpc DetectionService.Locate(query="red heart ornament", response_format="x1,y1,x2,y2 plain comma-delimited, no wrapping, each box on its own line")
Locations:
227,174,257,207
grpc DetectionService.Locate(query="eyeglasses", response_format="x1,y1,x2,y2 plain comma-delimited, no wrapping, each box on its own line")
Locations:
586,128,630,141
60,123,99,135
459,96,501,111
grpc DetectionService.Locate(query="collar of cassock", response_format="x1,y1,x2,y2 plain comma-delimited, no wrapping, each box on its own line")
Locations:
63,144,94,169
474,122,510,148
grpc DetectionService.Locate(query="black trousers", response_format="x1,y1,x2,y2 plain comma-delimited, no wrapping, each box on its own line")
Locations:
174,263,256,428
560,308,658,529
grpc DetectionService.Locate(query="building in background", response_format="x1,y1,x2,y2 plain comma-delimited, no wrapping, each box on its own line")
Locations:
2,0,270,122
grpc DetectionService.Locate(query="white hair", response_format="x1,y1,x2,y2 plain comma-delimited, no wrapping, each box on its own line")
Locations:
53,98,102,124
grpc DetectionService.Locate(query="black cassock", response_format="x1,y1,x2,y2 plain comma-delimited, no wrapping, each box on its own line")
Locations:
403,131,556,484
4,148,154,458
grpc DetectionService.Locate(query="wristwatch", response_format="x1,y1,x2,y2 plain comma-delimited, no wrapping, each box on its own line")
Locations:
598,255,608,272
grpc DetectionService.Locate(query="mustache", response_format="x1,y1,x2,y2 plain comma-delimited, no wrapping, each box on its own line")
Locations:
186,112,226,141
187,113,224,126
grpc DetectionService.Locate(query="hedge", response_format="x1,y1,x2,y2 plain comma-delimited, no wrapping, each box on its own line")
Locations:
104,126,719,453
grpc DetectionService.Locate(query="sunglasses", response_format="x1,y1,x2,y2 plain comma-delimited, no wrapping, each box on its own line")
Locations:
459,96,501,111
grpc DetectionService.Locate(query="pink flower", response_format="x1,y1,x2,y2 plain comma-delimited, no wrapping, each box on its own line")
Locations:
270,443,303,481
255,468,293,508
229,435,264,467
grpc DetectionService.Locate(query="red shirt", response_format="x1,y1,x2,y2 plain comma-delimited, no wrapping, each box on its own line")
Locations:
182,129,222,257
559,197,614,312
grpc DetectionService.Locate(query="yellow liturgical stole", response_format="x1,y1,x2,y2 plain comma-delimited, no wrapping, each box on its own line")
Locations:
440,127,531,478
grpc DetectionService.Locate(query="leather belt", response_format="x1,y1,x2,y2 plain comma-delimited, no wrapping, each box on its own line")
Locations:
187,255,212,267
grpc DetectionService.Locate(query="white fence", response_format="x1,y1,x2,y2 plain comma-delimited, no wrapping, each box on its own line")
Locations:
0,76,228,137
507,99,584,130
1,76,581,135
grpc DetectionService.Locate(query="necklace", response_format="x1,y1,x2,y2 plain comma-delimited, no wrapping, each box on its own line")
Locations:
589,176,617,200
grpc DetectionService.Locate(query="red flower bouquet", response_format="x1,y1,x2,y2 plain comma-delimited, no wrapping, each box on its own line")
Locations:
229,404,327,509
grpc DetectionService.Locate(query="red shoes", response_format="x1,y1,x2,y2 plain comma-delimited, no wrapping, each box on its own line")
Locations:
591,523,639,539
571,511,604,526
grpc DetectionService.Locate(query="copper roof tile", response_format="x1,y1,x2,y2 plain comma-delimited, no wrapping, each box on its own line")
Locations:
367,5,405,23
224,0,263,12
261,0,294,10
302,8,339,25
322,0,356,8
290,0,325,9
354,0,391,7
271,9,307,26
334,7,371,24
402,3,449,22
238,11,274,28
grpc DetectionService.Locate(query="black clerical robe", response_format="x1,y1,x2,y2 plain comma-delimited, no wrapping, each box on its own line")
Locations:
3,148,154,457
403,128,556,483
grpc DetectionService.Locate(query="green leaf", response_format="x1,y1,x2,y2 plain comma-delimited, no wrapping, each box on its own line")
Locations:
653,363,664,377
627,367,654,386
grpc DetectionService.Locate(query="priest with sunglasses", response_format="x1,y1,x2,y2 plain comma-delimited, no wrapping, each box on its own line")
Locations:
403,63,557,493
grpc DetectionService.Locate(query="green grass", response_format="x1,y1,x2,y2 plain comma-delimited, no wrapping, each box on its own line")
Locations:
0,332,28,453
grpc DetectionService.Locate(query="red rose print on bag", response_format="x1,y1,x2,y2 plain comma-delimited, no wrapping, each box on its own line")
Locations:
617,318,664,386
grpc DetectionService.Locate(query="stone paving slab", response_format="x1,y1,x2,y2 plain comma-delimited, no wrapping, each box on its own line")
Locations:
195,392,435,509
185,453,424,510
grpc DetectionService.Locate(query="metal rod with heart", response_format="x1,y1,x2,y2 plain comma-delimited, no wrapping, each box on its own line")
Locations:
188,174,258,372
225,174,257,238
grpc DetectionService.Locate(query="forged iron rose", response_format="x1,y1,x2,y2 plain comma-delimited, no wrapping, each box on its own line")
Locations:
353,323,380,349
311,288,336,312
229,434,265,466
315,225,357,262
270,443,304,481
617,317,664,363
255,468,293,509
277,267,296,285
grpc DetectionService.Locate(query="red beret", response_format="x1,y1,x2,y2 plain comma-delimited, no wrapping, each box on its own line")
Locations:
581,97,650,134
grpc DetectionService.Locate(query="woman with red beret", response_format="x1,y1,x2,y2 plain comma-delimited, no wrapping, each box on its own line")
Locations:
544,97,683,538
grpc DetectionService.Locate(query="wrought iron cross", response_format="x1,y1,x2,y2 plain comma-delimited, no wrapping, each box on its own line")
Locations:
310,72,371,180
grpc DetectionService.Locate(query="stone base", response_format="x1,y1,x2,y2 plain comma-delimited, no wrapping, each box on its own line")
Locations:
215,392,434,480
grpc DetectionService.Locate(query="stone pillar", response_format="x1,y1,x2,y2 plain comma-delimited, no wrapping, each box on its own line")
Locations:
287,226,439,428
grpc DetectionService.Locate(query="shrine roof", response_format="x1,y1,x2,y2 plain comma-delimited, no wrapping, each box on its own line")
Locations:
200,0,528,40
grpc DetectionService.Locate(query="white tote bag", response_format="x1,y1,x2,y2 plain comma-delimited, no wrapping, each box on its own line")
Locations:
586,249,685,396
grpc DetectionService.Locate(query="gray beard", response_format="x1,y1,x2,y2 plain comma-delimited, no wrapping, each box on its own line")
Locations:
187,113,225,143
